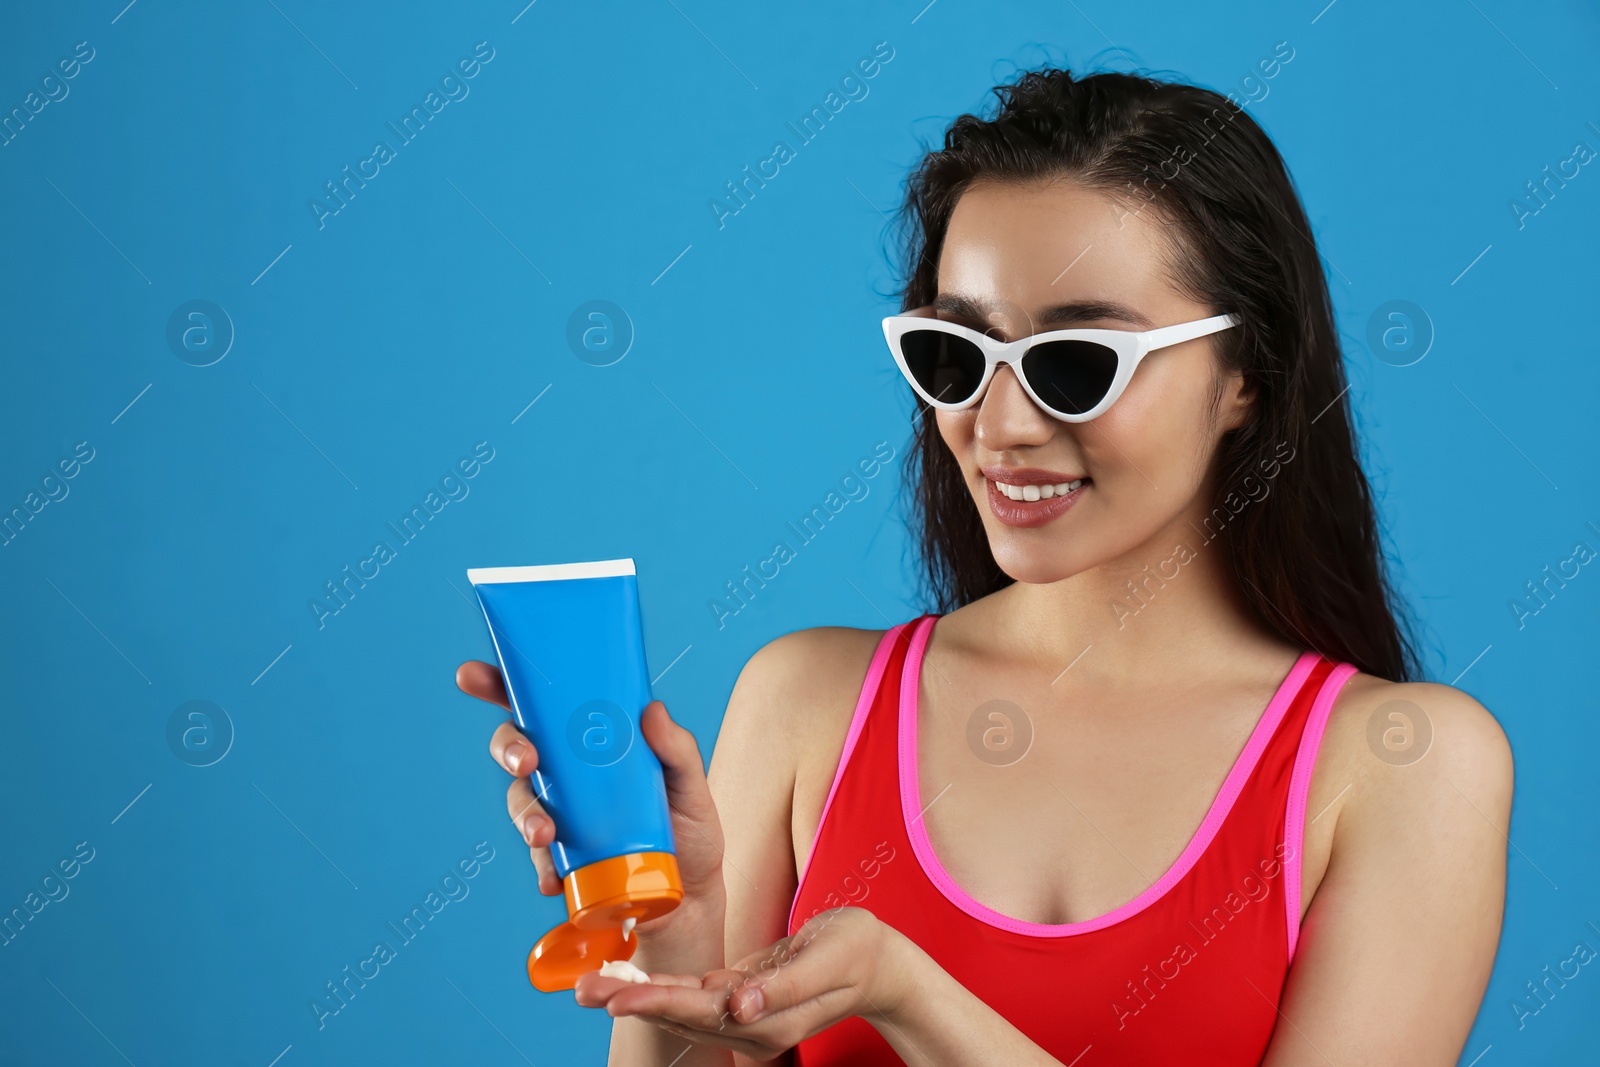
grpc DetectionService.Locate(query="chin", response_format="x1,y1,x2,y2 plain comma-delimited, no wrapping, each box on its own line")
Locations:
984,533,1097,587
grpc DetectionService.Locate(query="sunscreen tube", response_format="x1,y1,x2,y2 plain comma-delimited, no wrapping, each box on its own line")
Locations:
467,558,681,992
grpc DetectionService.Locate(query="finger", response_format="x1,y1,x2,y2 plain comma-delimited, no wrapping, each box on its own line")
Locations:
461,661,561,896
640,972,706,989
724,914,851,1024
596,977,736,1032
490,720,538,778
639,701,716,825
506,777,555,848
503,776,561,895
725,986,863,1053
456,660,511,711
696,956,861,1054
605,973,822,1062
572,970,701,1008
528,841,561,896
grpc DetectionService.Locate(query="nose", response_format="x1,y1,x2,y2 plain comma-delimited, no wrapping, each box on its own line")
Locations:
973,363,1058,452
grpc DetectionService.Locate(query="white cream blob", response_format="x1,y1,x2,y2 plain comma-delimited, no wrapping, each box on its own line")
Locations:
598,959,652,984
622,916,637,942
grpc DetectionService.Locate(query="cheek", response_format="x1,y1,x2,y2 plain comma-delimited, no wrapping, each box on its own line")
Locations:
1094,388,1180,463
935,409,977,460
1091,360,1216,491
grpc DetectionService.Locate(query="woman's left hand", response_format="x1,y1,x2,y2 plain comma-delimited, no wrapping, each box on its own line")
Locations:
574,907,914,1061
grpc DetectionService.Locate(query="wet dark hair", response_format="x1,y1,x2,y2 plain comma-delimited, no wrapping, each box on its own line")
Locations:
892,65,1419,682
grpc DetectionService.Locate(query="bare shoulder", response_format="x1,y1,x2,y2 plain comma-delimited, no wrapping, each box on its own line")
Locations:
1274,674,1517,1061
1314,671,1514,841
709,626,889,783
706,627,893,956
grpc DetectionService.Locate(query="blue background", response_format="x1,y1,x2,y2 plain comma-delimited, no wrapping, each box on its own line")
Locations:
2,1,1596,1064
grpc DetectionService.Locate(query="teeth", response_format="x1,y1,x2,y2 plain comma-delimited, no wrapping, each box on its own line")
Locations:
993,478,1085,501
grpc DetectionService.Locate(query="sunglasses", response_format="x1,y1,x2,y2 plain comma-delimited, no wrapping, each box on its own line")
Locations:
882,310,1240,422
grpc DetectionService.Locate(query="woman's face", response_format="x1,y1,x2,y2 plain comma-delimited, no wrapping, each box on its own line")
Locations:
932,179,1250,586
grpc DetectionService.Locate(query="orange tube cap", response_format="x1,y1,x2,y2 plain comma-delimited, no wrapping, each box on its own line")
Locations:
527,852,683,992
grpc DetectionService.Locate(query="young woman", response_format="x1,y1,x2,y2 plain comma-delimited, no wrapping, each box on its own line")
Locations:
458,66,1512,1065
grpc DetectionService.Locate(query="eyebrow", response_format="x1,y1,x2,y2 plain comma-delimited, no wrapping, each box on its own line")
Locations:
932,293,1155,331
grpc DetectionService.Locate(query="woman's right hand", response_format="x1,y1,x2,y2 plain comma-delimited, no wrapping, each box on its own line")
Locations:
454,661,729,959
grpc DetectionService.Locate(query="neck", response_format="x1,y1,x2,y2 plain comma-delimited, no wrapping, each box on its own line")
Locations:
984,504,1287,686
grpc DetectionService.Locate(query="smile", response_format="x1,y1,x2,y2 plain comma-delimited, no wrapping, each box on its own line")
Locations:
983,476,1090,528
992,478,1085,501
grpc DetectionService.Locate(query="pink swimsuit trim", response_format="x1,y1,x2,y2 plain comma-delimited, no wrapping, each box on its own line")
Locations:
1282,661,1360,961
898,614,1323,938
788,621,912,933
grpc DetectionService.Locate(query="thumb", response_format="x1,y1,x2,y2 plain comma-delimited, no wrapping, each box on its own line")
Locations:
640,701,717,822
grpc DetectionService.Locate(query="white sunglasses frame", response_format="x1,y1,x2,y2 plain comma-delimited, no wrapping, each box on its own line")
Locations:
882,311,1241,423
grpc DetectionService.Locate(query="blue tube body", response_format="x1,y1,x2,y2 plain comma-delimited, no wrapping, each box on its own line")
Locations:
470,563,675,879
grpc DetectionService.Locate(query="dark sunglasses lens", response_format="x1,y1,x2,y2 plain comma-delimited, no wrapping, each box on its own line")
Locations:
1021,340,1119,416
898,329,986,405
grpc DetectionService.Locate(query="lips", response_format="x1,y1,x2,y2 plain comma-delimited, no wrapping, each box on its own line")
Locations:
991,477,1085,502
979,464,1086,486
978,465,1091,528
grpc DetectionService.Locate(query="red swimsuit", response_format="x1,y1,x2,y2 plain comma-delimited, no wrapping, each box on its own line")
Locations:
788,614,1357,1065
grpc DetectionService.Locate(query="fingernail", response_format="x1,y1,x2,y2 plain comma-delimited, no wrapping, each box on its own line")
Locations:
505,742,526,774
739,984,764,1020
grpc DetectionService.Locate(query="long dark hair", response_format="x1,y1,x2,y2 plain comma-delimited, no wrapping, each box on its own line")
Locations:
891,65,1419,682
